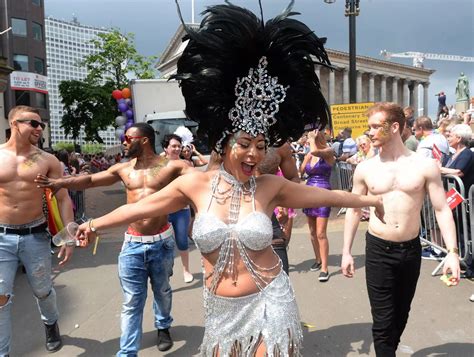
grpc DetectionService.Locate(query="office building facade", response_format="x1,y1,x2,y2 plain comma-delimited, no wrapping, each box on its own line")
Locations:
45,17,119,148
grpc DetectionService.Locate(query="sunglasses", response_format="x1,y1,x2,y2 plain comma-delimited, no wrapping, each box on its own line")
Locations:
16,119,46,130
124,135,145,143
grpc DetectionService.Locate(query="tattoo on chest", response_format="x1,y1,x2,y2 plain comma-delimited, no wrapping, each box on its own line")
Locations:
147,158,168,178
22,151,42,168
128,157,169,181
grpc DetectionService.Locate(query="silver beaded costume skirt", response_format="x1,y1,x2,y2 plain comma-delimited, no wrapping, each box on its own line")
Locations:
201,270,303,356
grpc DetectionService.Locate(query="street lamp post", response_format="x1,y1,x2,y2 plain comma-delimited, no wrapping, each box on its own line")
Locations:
324,0,360,103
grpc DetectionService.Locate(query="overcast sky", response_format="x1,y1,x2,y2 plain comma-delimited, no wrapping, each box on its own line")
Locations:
45,0,474,117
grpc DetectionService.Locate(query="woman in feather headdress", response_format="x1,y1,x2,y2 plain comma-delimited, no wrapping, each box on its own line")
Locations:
77,2,385,355
174,126,208,167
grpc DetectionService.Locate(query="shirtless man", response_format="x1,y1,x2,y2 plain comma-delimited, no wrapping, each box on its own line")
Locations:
0,106,74,355
35,123,192,355
256,143,300,274
341,102,460,357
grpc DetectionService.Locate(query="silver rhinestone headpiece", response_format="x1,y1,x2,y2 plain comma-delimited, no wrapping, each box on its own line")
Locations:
215,56,289,153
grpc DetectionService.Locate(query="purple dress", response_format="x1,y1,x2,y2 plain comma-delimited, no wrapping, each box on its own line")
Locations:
302,157,332,218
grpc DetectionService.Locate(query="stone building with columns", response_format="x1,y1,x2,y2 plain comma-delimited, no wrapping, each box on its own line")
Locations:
158,24,434,117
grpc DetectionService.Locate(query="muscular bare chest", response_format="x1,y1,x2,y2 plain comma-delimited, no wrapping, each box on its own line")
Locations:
0,150,48,184
121,163,175,201
365,160,426,196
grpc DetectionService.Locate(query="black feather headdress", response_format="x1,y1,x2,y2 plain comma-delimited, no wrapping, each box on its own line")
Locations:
173,0,332,152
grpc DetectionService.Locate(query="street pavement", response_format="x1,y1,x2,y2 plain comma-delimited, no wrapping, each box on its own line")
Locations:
10,183,474,356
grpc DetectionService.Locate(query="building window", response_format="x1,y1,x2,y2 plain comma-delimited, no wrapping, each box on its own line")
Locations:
32,22,43,41
34,57,45,74
13,54,28,71
11,18,27,37
15,90,30,106
32,0,41,6
35,92,47,108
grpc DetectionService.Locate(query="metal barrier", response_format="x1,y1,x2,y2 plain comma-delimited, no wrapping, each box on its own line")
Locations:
468,185,473,273
333,161,356,191
332,162,356,216
70,190,88,223
419,174,471,275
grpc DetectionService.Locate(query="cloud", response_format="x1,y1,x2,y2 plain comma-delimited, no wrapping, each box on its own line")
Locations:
45,0,473,117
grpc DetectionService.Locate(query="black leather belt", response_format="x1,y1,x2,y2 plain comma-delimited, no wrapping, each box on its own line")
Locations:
0,222,48,235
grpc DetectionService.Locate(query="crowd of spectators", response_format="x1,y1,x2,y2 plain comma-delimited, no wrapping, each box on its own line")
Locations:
42,149,123,176
288,103,473,280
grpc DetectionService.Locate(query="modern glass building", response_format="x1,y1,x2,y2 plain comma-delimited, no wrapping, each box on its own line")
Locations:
45,17,118,148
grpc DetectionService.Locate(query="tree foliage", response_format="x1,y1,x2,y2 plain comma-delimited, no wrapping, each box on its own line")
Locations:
82,143,105,154
52,141,75,152
59,29,157,142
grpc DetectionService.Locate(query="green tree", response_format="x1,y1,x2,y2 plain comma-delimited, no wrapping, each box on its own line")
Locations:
52,141,75,152
82,142,105,155
59,29,157,143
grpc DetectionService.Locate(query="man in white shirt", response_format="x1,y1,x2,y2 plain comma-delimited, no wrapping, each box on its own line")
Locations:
338,127,357,162
414,116,450,164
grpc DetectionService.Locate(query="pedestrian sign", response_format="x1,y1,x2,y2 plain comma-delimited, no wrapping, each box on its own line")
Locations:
330,102,374,138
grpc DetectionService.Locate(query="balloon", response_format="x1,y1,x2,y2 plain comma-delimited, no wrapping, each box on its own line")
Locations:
119,134,125,143
125,109,134,119
125,121,133,130
117,98,126,104
112,89,123,100
118,103,128,112
122,88,131,99
115,127,125,139
125,98,132,106
115,115,126,126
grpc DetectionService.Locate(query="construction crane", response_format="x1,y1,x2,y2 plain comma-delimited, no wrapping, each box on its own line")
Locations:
380,50,474,68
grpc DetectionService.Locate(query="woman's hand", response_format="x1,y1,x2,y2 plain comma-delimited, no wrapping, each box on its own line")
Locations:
307,129,319,141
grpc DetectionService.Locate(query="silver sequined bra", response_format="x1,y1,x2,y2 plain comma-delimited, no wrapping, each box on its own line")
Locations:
192,211,273,254
192,168,302,356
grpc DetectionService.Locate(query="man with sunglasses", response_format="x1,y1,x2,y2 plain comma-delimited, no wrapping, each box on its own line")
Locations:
35,122,193,356
0,106,75,355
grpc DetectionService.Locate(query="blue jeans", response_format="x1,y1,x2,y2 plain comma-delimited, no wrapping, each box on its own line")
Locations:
169,208,190,251
117,237,175,357
0,231,59,356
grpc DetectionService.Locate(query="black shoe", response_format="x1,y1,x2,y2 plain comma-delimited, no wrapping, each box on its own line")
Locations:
157,328,173,352
44,321,63,353
318,271,329,282
310,261,322,272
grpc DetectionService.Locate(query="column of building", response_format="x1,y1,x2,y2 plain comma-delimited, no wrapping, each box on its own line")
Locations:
320,66,428,114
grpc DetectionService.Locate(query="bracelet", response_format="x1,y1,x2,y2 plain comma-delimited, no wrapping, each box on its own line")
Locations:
88,219,97,233
446,247,459,255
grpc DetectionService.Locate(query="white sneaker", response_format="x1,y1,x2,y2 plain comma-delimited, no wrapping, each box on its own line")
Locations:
183,272,194,283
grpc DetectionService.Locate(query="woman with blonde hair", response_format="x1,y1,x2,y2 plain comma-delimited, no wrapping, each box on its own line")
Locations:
347,135,374,165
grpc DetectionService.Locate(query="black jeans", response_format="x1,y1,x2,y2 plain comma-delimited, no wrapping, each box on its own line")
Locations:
365,232,421,357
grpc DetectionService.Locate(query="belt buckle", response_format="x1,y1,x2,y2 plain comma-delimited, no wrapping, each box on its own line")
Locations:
141,235,155,243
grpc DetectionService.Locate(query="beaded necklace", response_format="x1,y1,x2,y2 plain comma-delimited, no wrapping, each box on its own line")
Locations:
207,165,281,294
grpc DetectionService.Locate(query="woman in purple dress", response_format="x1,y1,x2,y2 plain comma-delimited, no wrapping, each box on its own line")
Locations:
300,130,335,282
